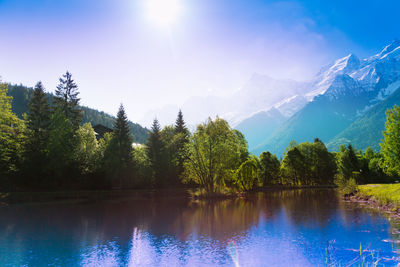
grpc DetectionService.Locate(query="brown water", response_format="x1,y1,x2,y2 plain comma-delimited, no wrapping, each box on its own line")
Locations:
0,189,399,266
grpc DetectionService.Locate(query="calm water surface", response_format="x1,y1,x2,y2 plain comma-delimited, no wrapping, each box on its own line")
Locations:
0,189,399,266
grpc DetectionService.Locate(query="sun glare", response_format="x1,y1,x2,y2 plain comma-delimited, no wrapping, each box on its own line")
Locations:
146,0,182,27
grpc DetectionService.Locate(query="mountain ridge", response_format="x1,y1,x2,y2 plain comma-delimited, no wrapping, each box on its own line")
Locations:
251,40,400,156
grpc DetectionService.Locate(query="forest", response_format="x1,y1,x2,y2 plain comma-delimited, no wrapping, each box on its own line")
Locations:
1,72,399,195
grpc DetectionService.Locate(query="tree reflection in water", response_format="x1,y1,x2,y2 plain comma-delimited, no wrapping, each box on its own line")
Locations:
0,189,399,266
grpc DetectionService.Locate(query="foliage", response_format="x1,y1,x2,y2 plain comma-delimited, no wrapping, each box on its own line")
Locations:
75,123,99,174
47,109,77,187
22,82,51,186
335,144,360,182
380,105,400,177
183,117,247,193
1,74,399,194
133,145,153,187
146,118,166,187
0,83,26,184
174,110,189,177
335,176,358,195
235,156,259,191
259,151,281,185
54,71,82,129
103,104,134,187
281,139,336,186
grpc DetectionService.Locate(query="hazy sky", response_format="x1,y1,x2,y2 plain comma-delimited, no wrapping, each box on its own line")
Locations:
1,0,399,123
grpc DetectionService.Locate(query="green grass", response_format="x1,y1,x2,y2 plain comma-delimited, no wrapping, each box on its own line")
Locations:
357,184,400,209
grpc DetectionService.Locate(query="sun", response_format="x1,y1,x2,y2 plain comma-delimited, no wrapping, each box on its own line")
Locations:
145,0,182,27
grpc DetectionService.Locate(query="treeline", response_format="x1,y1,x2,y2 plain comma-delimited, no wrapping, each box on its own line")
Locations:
0,72,191,191
1,72,400,193
6,83,149,144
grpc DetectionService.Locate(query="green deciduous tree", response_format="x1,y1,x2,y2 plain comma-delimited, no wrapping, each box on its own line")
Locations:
336,144,360,182
380,105,400,177
75,123,99,174
47,109,77,188
235,156,259,191
133,145,153,187
259,151,280,186
183,117,247,193
281,139,336,185
0,82,25,186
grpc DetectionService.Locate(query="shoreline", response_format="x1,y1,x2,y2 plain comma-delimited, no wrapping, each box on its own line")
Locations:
343,184,400,219
0,185,337,205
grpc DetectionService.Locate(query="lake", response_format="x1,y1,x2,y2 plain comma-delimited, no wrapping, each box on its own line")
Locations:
0,189,399,266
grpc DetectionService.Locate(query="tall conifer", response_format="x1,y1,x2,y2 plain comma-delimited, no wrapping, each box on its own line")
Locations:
54,71,82,129
24,81,51,185
146,118,165,187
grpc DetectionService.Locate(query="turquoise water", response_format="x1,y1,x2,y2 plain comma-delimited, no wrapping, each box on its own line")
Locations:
0,189,399,266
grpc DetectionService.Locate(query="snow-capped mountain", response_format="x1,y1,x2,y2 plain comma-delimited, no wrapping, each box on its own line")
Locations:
253,39,400,156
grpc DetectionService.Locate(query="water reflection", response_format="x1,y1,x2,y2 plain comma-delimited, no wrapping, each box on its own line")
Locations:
0,189,399,266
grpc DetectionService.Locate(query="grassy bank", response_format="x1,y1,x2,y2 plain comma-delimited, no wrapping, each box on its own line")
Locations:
357,184,400,211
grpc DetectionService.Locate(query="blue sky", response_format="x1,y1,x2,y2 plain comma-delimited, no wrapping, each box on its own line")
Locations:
0,0,399,123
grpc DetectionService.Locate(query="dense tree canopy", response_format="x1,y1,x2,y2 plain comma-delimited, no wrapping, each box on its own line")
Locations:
183,117,247,193
380,105,400,176
0,83,25,185
281,139,336,186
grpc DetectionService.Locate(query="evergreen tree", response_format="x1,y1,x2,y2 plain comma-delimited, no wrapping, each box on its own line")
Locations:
146,118,165,187
23,81,51,186
103,104,134,188
175,109,189,136
54,71,82,129
113,104,133,166
174,110,189,179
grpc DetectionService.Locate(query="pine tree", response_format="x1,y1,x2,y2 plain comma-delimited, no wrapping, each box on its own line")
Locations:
23,81,51,186
146,118,165,187
175,109,189,136
103,104,133,188
174,110,189,178
114,104,133,166
54,71,82,129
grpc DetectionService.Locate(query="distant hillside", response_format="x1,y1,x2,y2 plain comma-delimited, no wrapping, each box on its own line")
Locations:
328,86,400,151
6,84,149,144
235,108,285,153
